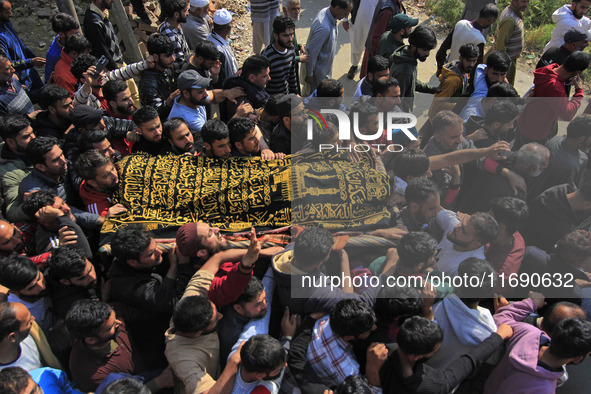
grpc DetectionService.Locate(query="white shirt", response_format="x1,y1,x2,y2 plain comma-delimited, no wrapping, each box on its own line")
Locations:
0,334,42,372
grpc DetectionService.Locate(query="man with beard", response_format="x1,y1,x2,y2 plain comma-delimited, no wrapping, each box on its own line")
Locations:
428,43,479,121
269,93,307,154
0,302,61,371
103,80,136,120
52,29,89,96
71,53,155,111
76,150,127,217
435,4,498,77
281,0,308,95
232,335,287,392
0,51,34,116
201,118,232,158
0,1,45,102
0,115,35,223
131,106,164,155
184,0,213,50
464,100,520,148
218,277,269,367
545,0,591,52
18,137,103,232
433,208,499,277
161,117,197,156
165,243,247,394
83,0,122,71
229,117,262,157
262,16,298,96
207,9,239,89
31,85,73,140
185,40,221,86
139,33,179,120
158,0,191,77
377,13,418,60
45,247,99,319
389,26,438,112
400,178,443,239
538,26,591,69
66,299,174,392
0,256,53,331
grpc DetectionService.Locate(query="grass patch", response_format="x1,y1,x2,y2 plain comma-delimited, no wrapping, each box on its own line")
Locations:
425,0,464,28
524,24,554,52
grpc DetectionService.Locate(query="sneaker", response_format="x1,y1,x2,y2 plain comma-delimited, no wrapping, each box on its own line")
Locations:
347,65,358,79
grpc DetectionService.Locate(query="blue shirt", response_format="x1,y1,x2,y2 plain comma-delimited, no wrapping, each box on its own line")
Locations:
305,7,337,80
45,36,62,83
168,97,208,150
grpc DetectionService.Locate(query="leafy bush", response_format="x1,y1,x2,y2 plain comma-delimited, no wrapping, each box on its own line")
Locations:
425,0,464,28
524,23,554,52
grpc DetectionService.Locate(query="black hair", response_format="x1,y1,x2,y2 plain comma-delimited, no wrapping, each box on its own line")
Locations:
555,230,591,261
367,55,389,75
390,148,431,180
75,149,111,181
0,114,30,141
397,316,443,355
549,317,591,359
147,33,175,55
201,119,230,144
397,232,438,268
311,120,338,147
161,0,188,19
486,50,511,73
405,177,440,204
408,26,437,50
132,105,159,126
566,114,591,139
273,15,296,35
25,136,59,166
293,227,334,268
373,76,400,97
162,118,189,141
195,40,220,60
78,129,111,154
0,303,20,342
489,197,528,234
374,286,423,324
241,55,270,79
103,80,129,104
348,101,379,133
0,367,31,394
432,110,463,135
228,117,256,144
484,100,519,125
48,247,88,279
70,54,97,81
455,257,497,302
22,190,58,219
317,79,344,97
173,295,214,333
479,3,499,19
111,223,153,262
234,276,264,306
459,43,479,59
331,0,353,8
563,51,591,73
263,94,284,117
38,85,70,110
469,212,499,245
330,299,377,338
541,301,584,335
102,377,150,394
64,34,90,55
51,12,80,33
334,375,373,394
241,334,286,374
0,254,39,291
486,82,519,97
65,299,113,340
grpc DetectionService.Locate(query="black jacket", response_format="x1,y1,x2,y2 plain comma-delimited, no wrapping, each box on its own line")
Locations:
31,111,70,141
139,68,176,119
222,76,270,121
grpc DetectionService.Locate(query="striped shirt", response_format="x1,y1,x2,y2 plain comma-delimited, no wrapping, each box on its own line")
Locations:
159,20,192,76
261,44,298,95
250,0,281,23
73,60,148,108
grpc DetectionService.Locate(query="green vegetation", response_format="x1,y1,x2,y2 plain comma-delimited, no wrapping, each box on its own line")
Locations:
425,0,464,28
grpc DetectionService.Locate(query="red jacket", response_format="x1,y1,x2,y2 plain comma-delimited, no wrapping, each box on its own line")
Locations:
210,262,253,308
79,180,111,217
53,51,78,96
517,63,583,141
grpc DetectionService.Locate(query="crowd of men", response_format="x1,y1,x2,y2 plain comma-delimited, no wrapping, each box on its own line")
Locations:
0,0,591,392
